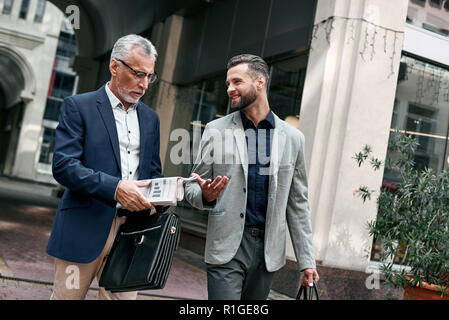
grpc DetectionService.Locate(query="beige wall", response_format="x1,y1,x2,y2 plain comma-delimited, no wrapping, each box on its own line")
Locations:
296,0,409,271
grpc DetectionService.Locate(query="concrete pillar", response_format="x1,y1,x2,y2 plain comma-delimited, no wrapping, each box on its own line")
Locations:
297,0,409,271
143,15,184,169
70,55,100,94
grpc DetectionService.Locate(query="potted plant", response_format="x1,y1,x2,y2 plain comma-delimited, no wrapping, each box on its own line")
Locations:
353,130,449,300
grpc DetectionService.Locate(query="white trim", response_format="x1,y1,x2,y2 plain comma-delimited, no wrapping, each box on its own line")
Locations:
403,23,449,67
368,260,411,274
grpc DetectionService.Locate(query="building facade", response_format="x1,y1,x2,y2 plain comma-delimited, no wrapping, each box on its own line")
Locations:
0,0,67,183
35,22,77,183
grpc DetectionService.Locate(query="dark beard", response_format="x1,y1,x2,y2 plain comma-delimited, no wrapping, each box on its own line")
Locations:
231,86,257,111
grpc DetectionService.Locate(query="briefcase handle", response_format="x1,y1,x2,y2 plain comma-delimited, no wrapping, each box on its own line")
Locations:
296,280,320,300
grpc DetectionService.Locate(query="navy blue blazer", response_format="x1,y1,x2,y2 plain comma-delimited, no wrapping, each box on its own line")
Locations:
46,85,162,263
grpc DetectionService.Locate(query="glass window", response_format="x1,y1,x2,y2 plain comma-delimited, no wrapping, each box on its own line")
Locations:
2,0,14,15
181,76,229,178
56,31,76,57
408,0,449,38
34,0,46,23
268,55,308,126
50,71,76,99
43,97,62,122
38,127,56,164
19,0,30,19
371,54,449,262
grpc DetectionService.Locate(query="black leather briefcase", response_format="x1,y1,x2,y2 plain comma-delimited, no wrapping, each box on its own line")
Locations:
99,211,181,292
296,280,320,300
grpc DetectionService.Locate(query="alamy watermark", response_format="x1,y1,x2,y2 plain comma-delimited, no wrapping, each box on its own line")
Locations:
169,124,280,175
65,265,80,290
64,5,80,30
365,265,381,290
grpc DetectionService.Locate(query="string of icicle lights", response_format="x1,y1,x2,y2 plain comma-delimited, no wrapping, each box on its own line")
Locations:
310,16,405,78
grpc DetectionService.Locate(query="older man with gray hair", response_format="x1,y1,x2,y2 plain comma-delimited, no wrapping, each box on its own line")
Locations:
46,34,162,300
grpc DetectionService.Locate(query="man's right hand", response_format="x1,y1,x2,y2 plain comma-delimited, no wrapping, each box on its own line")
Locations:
116,180,155,212
191,173,229,203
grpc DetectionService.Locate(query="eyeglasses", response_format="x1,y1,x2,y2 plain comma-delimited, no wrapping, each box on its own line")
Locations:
116,58,158,84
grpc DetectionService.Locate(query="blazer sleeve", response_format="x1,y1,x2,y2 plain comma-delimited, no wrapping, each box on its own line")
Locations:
184,123,216,211
286,132,316,272
52,97,120,205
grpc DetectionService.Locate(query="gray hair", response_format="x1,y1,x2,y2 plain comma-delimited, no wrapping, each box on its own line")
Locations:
227,54,269,84
110,34,157,62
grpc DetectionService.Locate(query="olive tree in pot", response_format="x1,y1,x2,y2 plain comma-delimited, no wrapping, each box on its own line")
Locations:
354,130,449,300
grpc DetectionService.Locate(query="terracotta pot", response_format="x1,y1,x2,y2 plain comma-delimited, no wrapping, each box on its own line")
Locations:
403,282,449,300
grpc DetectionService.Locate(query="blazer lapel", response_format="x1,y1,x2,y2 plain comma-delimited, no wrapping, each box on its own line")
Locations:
137,102,147,178
96,86,121,173
232,112,248,181
265,114,286,229
268,114,286,193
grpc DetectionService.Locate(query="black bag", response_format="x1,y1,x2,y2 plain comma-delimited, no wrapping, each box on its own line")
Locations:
296,280,320,300
99,211,181,292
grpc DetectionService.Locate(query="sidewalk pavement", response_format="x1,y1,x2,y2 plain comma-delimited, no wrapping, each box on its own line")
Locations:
0,175,291,300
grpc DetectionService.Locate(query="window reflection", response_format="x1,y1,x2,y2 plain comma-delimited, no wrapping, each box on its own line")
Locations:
372,54,449,262
19,0,30,20
34,0,46,23
2,0,14,15
384,55,449,184
39,127,56,164
268,55,308,123
408,0,449,38
181,77,229,178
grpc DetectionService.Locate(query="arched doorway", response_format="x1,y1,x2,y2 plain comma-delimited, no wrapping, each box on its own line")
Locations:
0,47,33,175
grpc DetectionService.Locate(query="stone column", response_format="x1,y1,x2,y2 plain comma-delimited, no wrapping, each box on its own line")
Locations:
70,55,100,94
143,15,184,169
297,0,409,272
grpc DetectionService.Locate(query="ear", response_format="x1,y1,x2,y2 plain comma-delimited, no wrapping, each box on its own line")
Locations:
256,76,266,91
110,59,119,77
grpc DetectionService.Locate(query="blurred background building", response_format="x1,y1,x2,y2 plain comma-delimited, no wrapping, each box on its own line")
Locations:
1,0,448,299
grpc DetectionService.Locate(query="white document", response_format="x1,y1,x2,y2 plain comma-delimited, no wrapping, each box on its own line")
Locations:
138,176,196,206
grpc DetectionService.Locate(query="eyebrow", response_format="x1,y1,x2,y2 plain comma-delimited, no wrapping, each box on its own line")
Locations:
226,77,243,86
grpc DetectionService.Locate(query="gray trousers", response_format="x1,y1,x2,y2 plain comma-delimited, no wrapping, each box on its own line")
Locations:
206,227,275,300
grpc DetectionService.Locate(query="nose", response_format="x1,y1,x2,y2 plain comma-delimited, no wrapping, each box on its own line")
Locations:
139,76,149,91
227,84,235,96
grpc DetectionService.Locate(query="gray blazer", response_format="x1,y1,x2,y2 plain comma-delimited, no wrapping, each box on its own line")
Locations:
184,111,316,272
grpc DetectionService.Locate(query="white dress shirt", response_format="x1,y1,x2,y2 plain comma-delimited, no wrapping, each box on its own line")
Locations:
105,83,141,204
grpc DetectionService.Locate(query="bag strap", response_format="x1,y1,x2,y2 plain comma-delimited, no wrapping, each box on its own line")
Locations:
296,280,320,300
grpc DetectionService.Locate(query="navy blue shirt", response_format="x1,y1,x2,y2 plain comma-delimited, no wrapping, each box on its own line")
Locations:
240,111,275,229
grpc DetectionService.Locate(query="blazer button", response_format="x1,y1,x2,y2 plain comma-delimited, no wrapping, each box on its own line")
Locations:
243,187,246,193
240,213,244,218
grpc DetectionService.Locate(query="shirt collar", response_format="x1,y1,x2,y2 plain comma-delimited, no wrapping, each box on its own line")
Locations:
240,110,275,129
105,82,137,111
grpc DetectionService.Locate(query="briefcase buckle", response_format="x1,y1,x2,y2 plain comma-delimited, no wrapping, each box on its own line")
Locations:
170,226,176,235
135,235,145,245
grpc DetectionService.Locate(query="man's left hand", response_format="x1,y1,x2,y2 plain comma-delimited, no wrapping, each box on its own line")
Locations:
301,268,319,287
